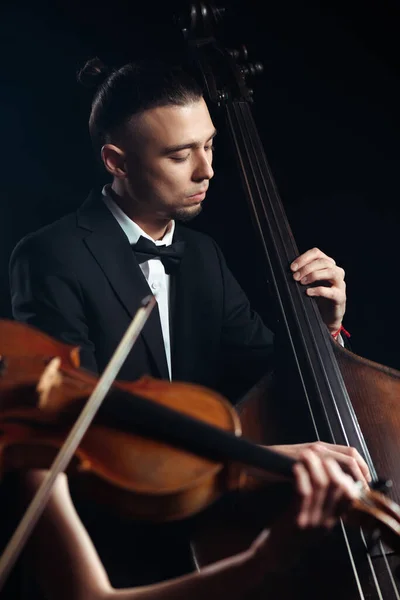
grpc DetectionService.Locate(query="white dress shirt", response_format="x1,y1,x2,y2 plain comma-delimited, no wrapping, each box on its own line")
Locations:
102,186,174,379
102,186,344,379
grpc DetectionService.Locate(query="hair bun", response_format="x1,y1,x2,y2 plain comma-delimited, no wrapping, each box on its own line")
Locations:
77,57,110,89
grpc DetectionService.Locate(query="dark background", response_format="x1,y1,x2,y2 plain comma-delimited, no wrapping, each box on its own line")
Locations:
1,0,400,369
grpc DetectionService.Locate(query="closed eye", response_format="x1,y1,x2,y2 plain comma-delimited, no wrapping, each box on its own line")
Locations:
170,154,190,162
171,144,214,162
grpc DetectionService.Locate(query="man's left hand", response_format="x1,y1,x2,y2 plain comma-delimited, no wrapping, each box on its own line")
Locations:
290,248,346,333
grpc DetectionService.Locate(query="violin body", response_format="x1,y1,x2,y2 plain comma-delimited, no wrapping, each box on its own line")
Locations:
0,320,243,521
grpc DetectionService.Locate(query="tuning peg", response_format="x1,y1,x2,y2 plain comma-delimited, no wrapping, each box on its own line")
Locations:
217,90,229,104
242,62,264,78
227,45,248,61
212,5,226,22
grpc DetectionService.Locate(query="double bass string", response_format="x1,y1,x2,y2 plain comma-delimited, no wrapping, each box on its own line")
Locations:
236,101,400,598
238,98,400,598
235,103,377,480
223,99,397,598
230,99,376,598
225,101,321,436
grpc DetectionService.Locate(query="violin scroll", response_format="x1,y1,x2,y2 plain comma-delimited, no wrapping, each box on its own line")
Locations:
345,488,400,552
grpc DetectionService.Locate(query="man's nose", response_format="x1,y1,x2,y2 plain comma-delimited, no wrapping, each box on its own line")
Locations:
193,152,214,181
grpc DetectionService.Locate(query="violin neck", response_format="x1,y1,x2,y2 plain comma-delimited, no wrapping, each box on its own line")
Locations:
100,386,296,478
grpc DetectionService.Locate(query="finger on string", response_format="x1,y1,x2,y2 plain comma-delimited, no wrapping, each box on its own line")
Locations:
323,458,360,525
327,444,371,483
306,286,344,301
320,460,349,528
312,444,370,485
291,249,336,272
293,462,313,528
295,262,339,282
300,450,329,527
299,267,343,287
323,450,368,487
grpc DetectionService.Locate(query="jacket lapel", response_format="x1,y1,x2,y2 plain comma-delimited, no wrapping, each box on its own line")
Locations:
170,225,198,382
77,191,170,380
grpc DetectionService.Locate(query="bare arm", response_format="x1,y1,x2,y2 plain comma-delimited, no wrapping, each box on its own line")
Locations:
20,472,111,600
18,472,266,600
19,451,360,600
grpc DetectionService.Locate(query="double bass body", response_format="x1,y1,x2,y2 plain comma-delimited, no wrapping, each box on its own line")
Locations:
192,337,400,599
184,3,400,598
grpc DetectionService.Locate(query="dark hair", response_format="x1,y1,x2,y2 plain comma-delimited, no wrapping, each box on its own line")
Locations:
77,57,203,153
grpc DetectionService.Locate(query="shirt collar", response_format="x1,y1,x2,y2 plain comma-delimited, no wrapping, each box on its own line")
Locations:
102,184,175,246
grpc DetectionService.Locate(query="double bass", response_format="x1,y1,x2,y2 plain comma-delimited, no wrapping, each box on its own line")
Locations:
179,3,400,598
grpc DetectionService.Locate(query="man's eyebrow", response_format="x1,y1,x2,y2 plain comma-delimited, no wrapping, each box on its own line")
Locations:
162,129,217,155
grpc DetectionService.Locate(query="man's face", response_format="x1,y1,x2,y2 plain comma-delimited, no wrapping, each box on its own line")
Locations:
123,98,216,221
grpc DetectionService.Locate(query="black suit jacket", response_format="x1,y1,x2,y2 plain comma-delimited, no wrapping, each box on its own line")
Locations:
8,191,275,590
10,190,274,402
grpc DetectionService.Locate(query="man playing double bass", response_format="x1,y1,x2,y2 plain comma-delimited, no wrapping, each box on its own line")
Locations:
9,59,370,598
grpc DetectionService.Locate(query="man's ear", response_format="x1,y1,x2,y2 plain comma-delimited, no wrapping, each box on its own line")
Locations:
101,144,127,178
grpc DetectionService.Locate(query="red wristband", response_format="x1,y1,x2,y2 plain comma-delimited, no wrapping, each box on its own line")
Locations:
332,324,350,339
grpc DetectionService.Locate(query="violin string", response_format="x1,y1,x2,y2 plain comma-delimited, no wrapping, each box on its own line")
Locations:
0,295,156,591
340,522,369,600
376,539,400,599
360,531,400,600
234,100,400,598
223,100,388,599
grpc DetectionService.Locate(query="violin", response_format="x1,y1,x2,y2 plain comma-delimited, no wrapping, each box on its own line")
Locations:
1,319,400,567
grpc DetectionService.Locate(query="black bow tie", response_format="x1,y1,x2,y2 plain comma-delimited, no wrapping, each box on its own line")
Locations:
132,236,185,274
